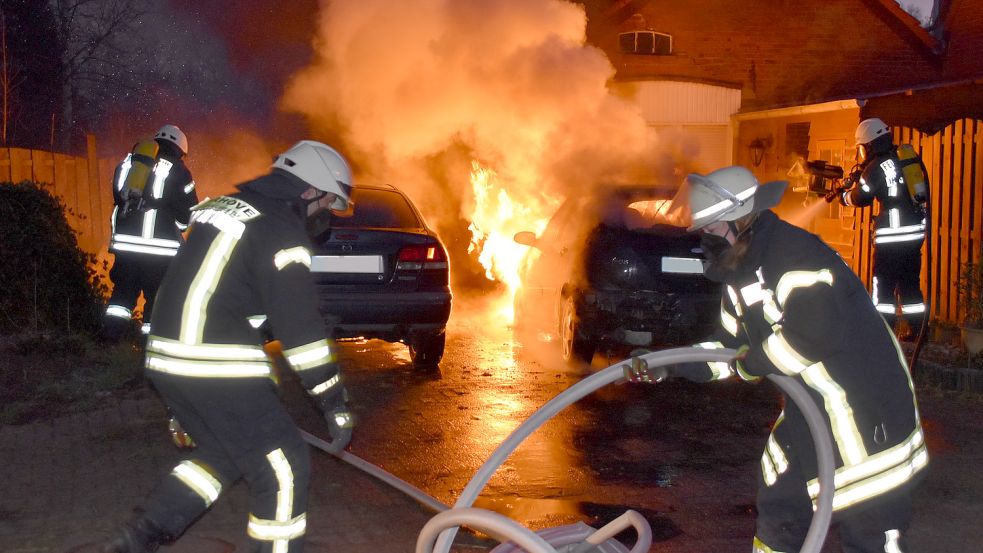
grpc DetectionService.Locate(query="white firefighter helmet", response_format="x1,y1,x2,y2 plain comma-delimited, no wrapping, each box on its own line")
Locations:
855,118,891,146
272,140,352,210
684,165,787,232
154,124,189,155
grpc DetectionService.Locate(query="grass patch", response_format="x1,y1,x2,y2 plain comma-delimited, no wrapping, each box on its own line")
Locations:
0,333,145,425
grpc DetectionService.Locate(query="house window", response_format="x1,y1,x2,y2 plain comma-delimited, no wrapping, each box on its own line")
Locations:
785,123,811,159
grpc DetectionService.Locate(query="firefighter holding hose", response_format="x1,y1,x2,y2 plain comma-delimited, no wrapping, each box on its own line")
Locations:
629,165,927,552
100,140,356,553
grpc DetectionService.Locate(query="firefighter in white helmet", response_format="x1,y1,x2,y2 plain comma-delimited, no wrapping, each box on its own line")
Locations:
101,124,198,343
100,140,356,553
834,118,928,339
627,165,927,553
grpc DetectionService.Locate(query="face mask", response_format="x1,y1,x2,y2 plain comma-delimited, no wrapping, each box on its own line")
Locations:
300,188,336,237
700,232,732,261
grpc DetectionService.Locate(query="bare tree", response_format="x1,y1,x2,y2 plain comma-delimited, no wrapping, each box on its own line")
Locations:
50,0,145,151
0,7,22,145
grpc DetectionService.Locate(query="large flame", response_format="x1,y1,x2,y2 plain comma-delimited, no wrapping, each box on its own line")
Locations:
467,161,553,323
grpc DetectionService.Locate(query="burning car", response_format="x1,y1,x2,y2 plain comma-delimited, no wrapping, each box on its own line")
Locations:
307,183,451,367
512,184,720,363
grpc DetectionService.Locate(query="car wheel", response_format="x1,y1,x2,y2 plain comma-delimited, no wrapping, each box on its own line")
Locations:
409,332,445,368
560,296,595,364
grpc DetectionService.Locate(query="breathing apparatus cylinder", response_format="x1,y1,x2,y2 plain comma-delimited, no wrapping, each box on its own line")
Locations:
121,139,159,214
897,144,928,205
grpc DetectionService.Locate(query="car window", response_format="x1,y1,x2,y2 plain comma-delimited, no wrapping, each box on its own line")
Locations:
330,188,421,229
600,191,685,229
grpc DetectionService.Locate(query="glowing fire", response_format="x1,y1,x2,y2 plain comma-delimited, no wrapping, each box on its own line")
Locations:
467,161,553,323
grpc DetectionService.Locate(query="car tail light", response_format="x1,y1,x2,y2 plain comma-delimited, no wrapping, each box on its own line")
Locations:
396,243,448,271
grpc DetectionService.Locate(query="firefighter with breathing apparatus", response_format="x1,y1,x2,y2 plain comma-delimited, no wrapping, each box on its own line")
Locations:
627,165,927,552
102,124,198,342
831,118,929,341
100,140,356,553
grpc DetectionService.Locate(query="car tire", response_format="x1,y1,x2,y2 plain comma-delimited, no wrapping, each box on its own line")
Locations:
409,332,445,368
560,296,595,364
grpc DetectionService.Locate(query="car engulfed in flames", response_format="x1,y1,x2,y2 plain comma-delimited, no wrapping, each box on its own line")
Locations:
510,184,720,363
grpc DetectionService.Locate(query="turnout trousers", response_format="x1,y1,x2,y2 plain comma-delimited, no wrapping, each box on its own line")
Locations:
104,252,171,337
752,438,913,553
142,373,311,553
871,240,925,335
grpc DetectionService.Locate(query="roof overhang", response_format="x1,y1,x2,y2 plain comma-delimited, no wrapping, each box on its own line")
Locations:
731,99,861,122
860,80,983,134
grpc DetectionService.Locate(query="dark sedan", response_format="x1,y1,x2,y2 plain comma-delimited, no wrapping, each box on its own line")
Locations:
308,183,451,367
513,184,720,363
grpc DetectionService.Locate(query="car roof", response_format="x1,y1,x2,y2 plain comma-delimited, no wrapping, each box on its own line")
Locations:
352,183,399,192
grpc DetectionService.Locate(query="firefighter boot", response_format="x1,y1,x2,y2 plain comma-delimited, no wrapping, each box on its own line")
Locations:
100,511,169,553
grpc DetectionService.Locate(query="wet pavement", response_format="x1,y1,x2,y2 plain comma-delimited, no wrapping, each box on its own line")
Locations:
2,304,982,552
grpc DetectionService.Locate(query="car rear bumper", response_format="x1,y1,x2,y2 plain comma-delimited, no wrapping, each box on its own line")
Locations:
579,289,720,347
317,289,452,341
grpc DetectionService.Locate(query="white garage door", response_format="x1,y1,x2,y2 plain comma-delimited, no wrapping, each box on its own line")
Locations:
613,81,741,173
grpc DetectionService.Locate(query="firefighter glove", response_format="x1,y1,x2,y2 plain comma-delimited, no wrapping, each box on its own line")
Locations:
325,407,355,453
316,386,354,453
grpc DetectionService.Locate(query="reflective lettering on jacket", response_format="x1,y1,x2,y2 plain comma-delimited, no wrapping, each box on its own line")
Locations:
247,448,306,551
111,158,183,256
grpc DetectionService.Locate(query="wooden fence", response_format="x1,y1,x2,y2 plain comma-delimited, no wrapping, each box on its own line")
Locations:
850,119,983,326
0,138,115,254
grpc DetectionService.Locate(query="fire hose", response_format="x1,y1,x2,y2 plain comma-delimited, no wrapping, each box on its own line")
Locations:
302,347,836,553
908,198,932,373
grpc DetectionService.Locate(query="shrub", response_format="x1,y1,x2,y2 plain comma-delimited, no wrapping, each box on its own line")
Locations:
0,181,107,335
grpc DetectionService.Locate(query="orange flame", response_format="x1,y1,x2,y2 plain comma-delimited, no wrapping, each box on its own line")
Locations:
467,161,554,323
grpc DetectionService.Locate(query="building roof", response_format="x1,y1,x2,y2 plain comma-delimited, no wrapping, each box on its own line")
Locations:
584,0,982,121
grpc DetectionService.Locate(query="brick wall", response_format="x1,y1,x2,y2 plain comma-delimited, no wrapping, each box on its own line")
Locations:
583,0,962,110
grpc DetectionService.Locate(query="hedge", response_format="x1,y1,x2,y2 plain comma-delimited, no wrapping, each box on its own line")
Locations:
0,181,107,334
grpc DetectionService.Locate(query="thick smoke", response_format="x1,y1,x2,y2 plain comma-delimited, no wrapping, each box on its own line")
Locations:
282,0,665,232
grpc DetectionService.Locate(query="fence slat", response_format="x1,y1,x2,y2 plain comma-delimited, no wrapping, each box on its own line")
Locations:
1,146,113,254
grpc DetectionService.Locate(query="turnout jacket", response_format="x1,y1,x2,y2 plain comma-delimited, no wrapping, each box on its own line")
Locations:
110,148,198,257
688,211,927,512
840,152,925,246
145,172,340,398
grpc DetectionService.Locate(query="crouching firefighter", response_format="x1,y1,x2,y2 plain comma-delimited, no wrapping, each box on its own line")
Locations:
102,124,198,342
626,166,928,552
100,140,357,553
835,118,929,339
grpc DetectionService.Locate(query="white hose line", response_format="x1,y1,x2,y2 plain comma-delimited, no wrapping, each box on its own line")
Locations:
300,429,451,513
766,374,835,553
432,347,740,553
416,508,559,553
582,510,652,549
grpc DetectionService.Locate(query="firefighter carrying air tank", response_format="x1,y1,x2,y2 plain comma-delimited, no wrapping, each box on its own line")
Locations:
101,124,198,343
831,118,929,340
